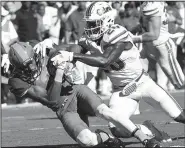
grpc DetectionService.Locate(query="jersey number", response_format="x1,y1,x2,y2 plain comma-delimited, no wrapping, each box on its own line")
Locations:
107,25,120,35
110,59,125,71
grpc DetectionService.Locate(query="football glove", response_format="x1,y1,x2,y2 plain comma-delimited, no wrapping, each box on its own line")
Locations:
51,51,74,65
33,38,54,58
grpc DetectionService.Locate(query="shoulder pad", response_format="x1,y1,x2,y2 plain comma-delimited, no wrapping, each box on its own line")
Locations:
141,2,164,17
103,24,129,44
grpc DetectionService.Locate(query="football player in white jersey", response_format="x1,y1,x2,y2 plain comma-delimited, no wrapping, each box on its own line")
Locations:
42,2,185,148
131,2,184,89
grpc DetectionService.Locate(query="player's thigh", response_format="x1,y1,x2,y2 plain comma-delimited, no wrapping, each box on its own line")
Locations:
156,39,184,87
109,91,139,118
59,112,89,141
142,76,182,118
77,85,103,116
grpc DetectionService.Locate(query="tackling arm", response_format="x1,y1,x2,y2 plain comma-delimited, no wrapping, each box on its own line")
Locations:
73,42,132,68
132,16,161,43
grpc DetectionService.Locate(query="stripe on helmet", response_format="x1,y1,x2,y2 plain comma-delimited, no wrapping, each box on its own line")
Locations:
86,2,96,17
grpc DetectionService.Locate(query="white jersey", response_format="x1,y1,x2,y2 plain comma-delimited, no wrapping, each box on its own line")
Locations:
140,2,170,46
79,24,143,87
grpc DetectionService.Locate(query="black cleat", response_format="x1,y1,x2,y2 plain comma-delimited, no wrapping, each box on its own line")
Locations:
143,137,161,148
143,120,171,142
95,129,125,148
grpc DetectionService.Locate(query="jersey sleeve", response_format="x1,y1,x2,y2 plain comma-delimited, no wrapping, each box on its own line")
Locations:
141,2,164,17
103,24,132,45
8,78,31,97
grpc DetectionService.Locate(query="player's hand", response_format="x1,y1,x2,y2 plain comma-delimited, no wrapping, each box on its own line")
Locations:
33,39,54,58
51,51,73,66
1,54,10,73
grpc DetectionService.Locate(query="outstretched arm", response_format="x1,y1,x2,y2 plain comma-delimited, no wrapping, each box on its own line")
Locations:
73,42,132,68
24,85,50,106
132,16,161,43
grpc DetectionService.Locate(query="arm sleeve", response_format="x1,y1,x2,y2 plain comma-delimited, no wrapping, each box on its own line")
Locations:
8,78,31,97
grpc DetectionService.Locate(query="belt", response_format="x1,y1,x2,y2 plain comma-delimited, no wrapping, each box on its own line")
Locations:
135,69,145,82
116,69,146,89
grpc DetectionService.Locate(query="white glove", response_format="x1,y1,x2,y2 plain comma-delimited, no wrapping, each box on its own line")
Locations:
55,61,67,70
51,51,73,66
1,54,10,73
33,39,54,58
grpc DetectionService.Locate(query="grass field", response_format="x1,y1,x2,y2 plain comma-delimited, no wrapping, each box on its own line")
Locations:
1,90,185,148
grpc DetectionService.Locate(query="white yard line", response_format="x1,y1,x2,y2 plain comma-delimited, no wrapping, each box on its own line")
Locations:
2,121,180,133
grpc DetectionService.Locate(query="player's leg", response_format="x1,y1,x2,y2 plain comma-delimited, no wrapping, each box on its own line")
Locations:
101,91,158,144
156,63,169,90
156,39,184,89
142,74,185,124
77,85,160,147
75,85,125,147
58,112,98,146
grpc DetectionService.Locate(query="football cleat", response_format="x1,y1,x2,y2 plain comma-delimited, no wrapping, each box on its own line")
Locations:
143,120,171,142
95,129,125,148
143,137,161,148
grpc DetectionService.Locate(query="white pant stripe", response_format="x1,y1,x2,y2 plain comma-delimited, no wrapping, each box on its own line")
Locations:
166,40,184,87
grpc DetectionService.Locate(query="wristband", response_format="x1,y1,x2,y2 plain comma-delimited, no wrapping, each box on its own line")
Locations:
136,35,143,43
54,69,64,82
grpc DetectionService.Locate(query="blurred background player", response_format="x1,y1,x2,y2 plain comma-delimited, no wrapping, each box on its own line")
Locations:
7,41,127,148
131,2,184,90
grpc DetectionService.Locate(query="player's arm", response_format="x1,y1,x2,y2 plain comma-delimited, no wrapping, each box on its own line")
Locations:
24,85,51,106
8,78,57,110
73,42,132,68
47,63,66,101
132,16,161,43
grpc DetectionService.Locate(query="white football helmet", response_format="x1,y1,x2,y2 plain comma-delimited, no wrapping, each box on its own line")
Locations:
84,2,115,40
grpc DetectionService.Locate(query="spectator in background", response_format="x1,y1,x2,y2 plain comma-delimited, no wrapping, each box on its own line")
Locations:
58,2,77,44
176,2,185,30
3,2,21,22
13,2,38,42
111,1,122,19
115,3,139,31
1,7,18,54
65,1,86,44
36,3,47,41
41,2,61,44
1,7,18,106
166,2,182,34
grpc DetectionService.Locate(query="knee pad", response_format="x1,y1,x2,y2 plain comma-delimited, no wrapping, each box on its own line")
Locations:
76,129,98,147
174,109,185,124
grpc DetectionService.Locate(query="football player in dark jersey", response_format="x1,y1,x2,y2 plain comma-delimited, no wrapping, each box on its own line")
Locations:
8,41,126,147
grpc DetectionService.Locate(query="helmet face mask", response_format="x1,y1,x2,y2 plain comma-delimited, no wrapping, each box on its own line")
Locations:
9,42,42,84
85,19,104,40
84,2,114,41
